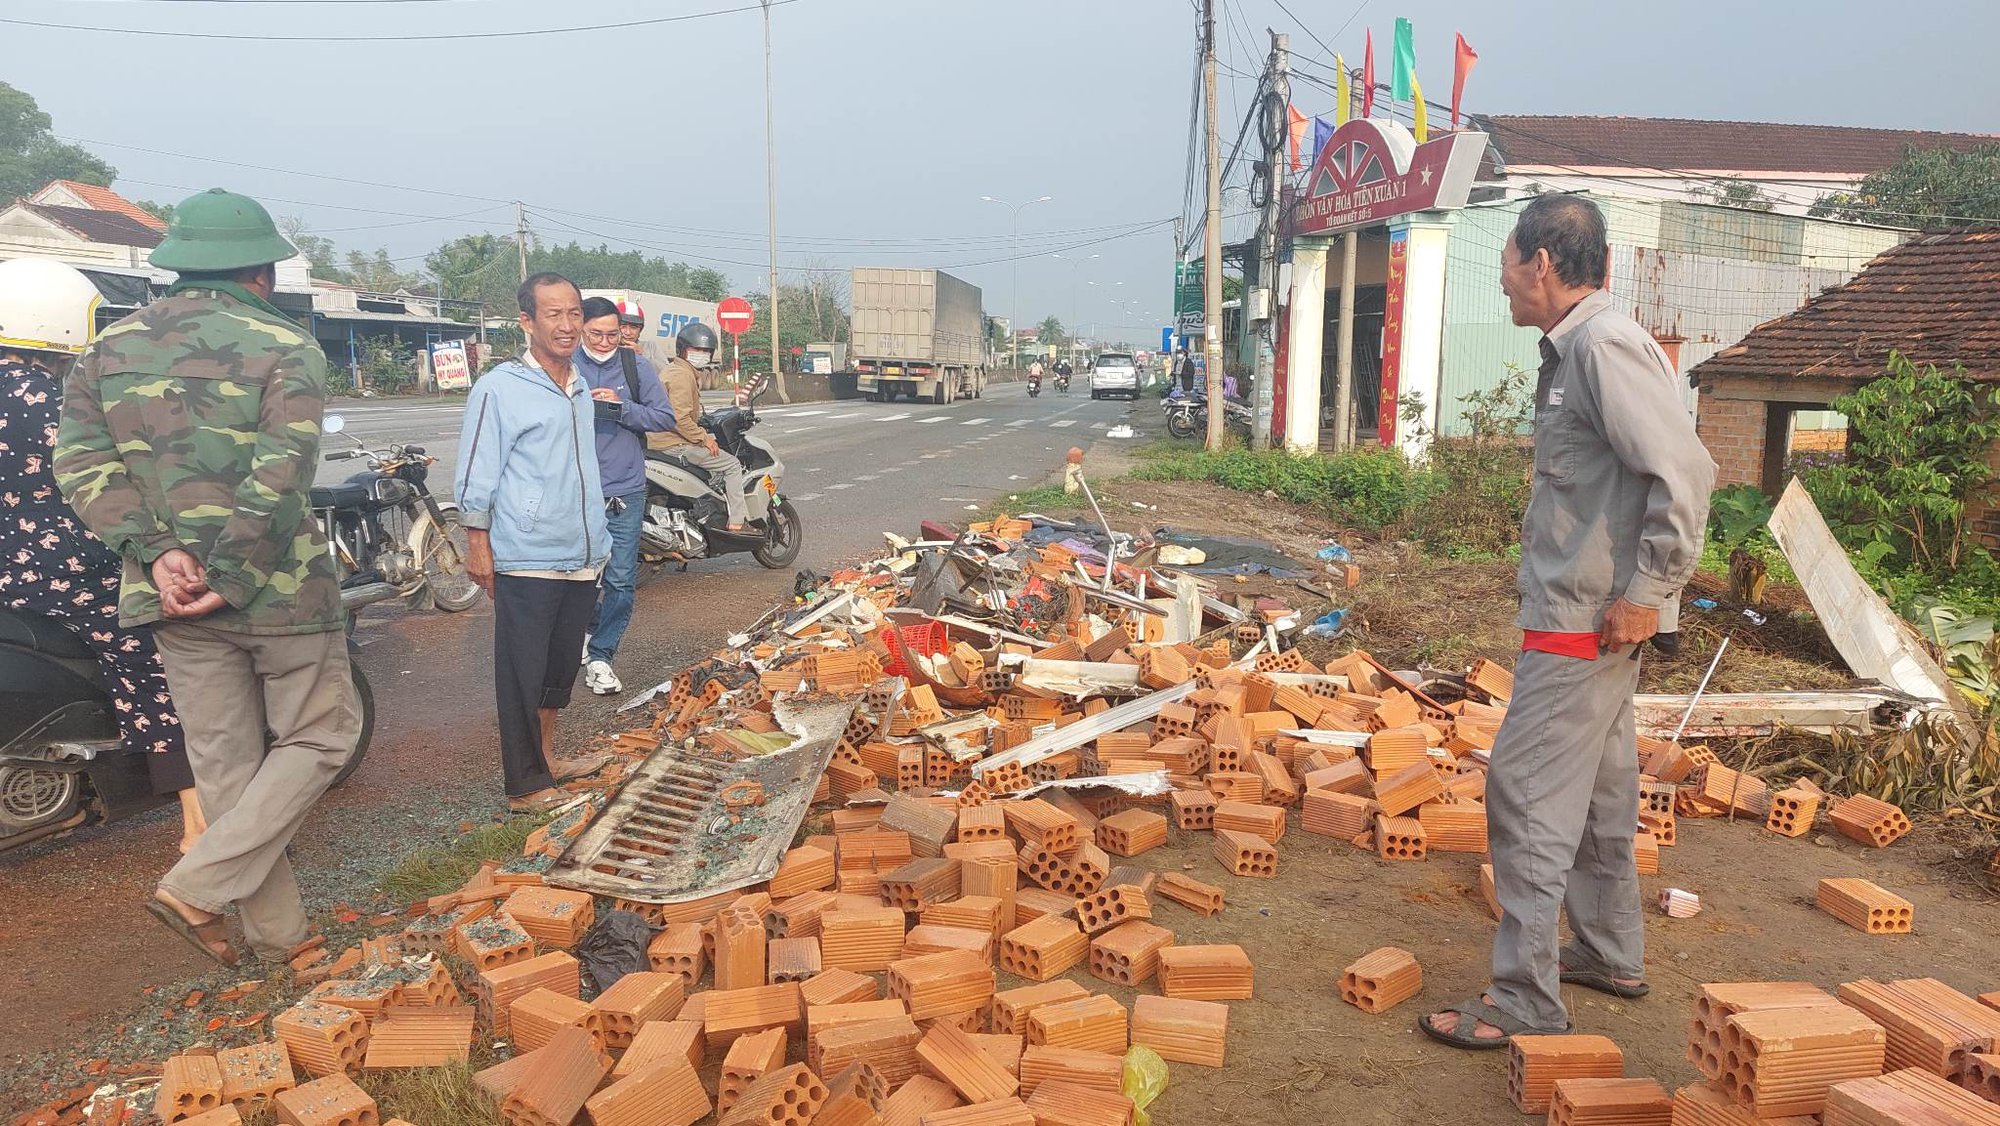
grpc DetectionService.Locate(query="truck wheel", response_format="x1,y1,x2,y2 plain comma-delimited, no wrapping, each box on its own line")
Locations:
933,382,946,405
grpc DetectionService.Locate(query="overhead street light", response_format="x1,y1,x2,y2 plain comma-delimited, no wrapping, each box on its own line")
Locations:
980,194,1053,368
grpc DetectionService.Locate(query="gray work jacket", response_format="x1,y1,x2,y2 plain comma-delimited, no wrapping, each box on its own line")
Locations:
1518,289,1716,634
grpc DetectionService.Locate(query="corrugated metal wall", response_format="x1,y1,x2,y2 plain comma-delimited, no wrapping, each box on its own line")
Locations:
1431,194,1908,436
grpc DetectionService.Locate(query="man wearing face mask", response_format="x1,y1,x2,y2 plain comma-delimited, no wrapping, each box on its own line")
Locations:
648,321,747,531
575,297,675,697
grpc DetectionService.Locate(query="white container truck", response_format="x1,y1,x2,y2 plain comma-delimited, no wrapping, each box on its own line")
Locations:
581,289,719,373
848,267,985,404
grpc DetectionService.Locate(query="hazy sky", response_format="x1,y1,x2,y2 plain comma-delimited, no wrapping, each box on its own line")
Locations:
6,0,1996,341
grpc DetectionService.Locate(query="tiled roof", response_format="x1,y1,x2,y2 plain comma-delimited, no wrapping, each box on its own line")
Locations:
1476,115,1997,175
32,179,168,231
1689,228,2000,384
22,203,164,248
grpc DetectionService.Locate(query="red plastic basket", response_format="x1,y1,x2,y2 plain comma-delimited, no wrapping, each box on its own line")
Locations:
881,620,950,678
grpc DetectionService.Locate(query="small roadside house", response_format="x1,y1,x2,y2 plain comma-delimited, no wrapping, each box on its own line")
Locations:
1688,228,2000,504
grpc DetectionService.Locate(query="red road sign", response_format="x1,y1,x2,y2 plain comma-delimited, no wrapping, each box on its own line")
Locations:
716,296,754,336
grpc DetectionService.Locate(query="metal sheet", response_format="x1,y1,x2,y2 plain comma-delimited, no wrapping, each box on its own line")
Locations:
544,696,851,904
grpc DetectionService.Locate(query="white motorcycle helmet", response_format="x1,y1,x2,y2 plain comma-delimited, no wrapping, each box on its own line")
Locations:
0,257,102,359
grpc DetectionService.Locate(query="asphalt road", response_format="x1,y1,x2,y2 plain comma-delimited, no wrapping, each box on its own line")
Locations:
0,379,1158,1085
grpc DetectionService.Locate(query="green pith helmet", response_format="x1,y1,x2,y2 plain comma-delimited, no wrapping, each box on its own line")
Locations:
149,188,298,273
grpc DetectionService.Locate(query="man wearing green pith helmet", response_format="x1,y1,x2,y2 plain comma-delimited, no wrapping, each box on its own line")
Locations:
54,188,361,969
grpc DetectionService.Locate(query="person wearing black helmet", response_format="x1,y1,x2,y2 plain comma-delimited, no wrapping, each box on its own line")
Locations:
648,320,748,530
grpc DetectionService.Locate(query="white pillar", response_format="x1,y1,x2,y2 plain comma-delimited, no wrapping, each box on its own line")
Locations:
1284,238,1329,455
1385,215,1454,457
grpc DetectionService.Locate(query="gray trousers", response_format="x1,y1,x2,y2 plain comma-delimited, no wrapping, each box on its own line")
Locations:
1486,646,1644,1030
154,623,361,959
675,444,749,526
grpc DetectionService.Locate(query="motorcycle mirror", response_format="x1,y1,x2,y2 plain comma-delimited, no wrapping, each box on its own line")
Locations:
323,414,346,434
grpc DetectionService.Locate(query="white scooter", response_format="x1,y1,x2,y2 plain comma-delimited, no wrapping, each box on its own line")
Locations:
640,376,803,569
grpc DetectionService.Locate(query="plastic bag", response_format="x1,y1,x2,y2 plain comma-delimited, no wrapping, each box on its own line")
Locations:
1315,542,1353,563
1122,1044,1169,1126
1302,608,1348,639
575,910,658,993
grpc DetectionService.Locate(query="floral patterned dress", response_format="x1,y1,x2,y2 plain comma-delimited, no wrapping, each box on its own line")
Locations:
1,357,189,791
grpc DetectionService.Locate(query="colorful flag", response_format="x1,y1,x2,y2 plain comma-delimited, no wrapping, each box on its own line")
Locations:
1313,116,1335,162
1411,76,1428,142
1391,17,1415,102
1362,32,1375,118
1287,103,1309,170
1335,53,1350,124
1451,33,1479,130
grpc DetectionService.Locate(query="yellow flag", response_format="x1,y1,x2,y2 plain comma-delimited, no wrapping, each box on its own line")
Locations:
1335,53,1350,125
1412,75,1428,141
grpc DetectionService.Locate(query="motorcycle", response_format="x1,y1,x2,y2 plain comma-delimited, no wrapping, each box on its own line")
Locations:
640,376,804,570
1054,370,1072,394
316,414,482,618
1026,373,1042,398
1162,389,1253,440
0,599,377,853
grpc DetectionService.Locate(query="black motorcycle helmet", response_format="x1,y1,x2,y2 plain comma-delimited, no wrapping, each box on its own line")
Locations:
676,321,720,356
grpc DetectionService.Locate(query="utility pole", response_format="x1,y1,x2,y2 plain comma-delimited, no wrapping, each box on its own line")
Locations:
1200,0,1226,449
1333,58,1361,449
514,201,528,283
1250,32,1288,450
763,0,789,402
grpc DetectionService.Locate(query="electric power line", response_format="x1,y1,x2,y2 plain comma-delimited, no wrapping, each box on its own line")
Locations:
3,0,795,41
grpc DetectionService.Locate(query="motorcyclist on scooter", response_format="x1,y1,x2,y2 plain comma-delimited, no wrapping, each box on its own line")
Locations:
0,257,205,853
1027,358,1043,395
650,322,749,531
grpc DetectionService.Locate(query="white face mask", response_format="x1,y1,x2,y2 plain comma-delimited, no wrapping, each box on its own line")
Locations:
584,346,618,363
686,350,714,368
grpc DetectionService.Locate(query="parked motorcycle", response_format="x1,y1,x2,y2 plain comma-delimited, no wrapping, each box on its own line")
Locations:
1163,390,1252,440
316,414,482,617
0,600,377,852
640,376,803,570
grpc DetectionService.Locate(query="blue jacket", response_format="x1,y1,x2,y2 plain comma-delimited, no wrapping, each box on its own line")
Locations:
455,357,611,573
575,347,675,497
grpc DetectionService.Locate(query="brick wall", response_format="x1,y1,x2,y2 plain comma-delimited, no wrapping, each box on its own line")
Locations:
1695,391,1767,489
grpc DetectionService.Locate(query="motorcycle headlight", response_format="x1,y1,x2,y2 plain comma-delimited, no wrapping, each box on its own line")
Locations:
371,478,417,506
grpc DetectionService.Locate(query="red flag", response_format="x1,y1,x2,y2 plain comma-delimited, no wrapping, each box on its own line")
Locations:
1362,31,1375,118
1287,104,1308,170
1451,33,1479,130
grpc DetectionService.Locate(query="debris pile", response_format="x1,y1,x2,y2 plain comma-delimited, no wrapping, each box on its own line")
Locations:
44,508,2000,1126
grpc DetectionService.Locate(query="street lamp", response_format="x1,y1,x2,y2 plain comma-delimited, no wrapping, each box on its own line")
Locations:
981,194,1052,368
1051,252,1097,366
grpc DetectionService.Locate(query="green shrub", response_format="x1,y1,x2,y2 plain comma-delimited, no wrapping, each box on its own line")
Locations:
1132,443,1435,529
1406,365,1534,555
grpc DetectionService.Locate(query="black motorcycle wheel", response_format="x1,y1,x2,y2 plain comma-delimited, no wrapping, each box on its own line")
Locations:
331,658,375,788
752,499,804,569
419,508,482,612
1166,410,1197,439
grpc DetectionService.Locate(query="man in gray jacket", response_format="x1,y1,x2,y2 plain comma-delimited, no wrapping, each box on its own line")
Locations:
1422,195,1715,1049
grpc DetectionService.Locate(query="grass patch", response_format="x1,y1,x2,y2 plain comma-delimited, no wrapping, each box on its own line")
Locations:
380,816,545,903
363,1060,499,1126
985,483,1090,518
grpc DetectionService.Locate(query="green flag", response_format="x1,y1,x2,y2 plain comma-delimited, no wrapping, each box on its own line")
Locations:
1392,17,1416,101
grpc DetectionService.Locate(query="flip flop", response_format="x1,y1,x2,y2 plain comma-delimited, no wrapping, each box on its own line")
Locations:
1560,943,1651,998
1418,996,1569,1050
147,898,241,968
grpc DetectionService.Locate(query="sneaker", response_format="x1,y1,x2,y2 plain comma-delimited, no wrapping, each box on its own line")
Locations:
583,659,622,696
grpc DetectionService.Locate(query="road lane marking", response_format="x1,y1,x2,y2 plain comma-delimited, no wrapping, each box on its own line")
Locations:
856,474,880,482
881,466,904,473
786,410,826,417
1007,419,1032,427
826,482,855,491
828,411,860,419
916,415,948,424
959,417,991,426
793,493,823,502
878,412,911,421
784,426,817,434
1050,419,1076,428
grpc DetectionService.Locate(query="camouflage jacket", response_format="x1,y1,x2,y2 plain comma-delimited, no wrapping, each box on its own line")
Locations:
53,287,343,634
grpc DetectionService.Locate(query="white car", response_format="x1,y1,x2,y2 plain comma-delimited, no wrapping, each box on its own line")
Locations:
1089,352,1139,400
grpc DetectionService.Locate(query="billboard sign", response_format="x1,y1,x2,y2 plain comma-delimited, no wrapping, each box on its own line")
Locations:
1292,119,1487,236
430,339,471,391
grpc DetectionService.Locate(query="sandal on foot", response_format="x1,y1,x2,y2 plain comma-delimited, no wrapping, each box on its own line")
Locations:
1559,943,1650,998
147,898,240,968
1418,996,1567,1050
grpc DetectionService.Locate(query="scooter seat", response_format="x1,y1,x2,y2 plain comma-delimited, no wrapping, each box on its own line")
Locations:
0,607,94,661
646,449,714,484
309,481,370,509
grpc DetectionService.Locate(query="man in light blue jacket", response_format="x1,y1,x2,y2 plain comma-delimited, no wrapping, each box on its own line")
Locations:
456,272,613,813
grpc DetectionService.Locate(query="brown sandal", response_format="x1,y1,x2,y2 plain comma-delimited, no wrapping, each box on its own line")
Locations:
147,897,241,968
